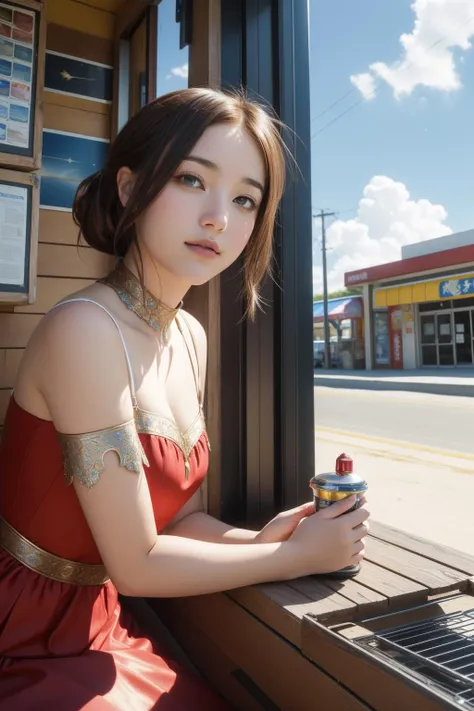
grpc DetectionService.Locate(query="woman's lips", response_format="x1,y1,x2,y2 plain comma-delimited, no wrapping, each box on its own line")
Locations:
185,243,220,259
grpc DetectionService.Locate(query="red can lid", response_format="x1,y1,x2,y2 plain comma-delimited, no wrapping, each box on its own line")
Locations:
335,453,353,476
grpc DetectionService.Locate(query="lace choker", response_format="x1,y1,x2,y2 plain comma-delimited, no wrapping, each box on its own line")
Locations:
99,263,182,345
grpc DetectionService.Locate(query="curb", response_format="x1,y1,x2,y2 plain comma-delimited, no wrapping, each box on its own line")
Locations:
313,374,474,399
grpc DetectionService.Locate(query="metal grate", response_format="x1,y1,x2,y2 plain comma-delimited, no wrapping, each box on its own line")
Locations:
357,609,474,708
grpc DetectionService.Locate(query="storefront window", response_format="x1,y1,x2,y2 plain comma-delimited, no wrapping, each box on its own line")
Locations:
455,310,473,364
156,0,189,98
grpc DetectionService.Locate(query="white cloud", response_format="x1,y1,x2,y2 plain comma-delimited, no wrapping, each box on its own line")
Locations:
313,175,452,293
350,72,376,100
351,0,474,99
166,63,189,80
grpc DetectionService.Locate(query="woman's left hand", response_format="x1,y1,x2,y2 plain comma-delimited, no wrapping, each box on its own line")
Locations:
254,502,315,544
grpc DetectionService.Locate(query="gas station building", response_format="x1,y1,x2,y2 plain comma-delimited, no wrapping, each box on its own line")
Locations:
344,229,474,370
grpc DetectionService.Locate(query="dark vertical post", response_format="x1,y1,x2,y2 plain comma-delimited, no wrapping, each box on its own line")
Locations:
219,0,314,526
275,0,315,508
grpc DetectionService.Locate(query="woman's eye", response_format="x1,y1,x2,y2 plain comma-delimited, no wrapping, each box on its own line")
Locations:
234,195,258,211
178,173,203,189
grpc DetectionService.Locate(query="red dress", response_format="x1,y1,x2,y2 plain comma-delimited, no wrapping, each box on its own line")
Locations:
0,394,230,710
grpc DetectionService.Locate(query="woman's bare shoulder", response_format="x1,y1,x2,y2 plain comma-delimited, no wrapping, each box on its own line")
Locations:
14,286,134,430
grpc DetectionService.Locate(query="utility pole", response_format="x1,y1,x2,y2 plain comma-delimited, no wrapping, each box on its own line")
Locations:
313,210,335,369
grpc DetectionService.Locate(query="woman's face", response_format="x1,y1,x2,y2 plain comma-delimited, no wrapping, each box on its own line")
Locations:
131,122,266,288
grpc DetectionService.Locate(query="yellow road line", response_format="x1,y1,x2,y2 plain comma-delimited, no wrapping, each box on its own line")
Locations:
315,425,474,464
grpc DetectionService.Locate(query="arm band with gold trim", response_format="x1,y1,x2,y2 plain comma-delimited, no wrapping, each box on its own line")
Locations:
57,419,149,488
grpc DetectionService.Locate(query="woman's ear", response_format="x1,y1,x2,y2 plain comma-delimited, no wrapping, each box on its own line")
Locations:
116,167,135,207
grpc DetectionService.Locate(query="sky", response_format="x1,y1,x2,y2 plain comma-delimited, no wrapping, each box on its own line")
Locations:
156,0,188,97
309,0,474,293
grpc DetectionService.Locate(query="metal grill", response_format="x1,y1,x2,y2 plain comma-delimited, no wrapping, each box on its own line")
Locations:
357,609,474,708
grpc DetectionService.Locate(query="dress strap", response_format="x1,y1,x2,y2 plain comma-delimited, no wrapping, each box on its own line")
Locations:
48,298,138,409
177,312,203,409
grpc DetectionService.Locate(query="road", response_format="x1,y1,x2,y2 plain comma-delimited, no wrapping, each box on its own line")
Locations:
314,385,474,455
313,385,474,555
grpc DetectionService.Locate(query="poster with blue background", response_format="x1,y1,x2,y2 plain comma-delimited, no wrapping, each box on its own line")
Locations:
40,129,109,211
45,51,113,103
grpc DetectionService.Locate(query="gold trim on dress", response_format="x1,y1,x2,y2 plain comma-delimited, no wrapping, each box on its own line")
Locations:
0,517,109,586
57,419,150,489
135,408,208,479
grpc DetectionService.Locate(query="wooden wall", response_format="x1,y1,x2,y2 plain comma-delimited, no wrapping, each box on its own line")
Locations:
0,0,121,426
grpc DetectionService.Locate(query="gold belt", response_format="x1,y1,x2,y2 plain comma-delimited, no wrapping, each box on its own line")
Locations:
0,517,110,586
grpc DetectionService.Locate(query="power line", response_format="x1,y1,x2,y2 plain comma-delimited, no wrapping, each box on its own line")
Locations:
310,88,355,123
311,12,474,141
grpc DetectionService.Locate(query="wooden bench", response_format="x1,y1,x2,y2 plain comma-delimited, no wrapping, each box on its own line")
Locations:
149,522,474,710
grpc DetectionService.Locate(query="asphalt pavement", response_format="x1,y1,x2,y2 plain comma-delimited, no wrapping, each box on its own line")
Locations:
314,385,474,455
313,370,474,554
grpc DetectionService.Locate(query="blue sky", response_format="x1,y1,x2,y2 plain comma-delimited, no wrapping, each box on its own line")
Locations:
156,0,188,97
309,0,474,291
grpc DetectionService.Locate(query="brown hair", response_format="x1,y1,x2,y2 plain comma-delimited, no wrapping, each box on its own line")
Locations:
73,87,286,318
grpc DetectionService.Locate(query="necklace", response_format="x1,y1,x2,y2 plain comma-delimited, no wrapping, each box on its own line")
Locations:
98,262,182,345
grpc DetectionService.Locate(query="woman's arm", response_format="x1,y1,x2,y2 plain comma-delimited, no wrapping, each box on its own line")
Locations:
168,512,259,542
164,489,258,543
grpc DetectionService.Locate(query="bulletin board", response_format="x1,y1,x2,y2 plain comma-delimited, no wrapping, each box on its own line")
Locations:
0,167,39,303
0,0,46,171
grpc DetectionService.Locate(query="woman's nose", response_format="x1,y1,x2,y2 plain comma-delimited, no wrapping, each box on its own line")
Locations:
199,211,228,233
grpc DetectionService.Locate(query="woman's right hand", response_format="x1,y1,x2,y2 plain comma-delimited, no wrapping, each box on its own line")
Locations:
284,496,370,578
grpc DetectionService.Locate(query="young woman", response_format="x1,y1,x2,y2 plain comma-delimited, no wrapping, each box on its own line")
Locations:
0,88,369,710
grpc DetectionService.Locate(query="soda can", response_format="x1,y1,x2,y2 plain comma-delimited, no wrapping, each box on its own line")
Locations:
309,453,368,579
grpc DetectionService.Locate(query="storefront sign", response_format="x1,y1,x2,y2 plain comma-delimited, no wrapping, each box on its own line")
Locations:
439,277,474,298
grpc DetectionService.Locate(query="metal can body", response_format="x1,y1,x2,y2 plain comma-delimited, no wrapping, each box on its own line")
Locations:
309,455,368,579
310,475,367,513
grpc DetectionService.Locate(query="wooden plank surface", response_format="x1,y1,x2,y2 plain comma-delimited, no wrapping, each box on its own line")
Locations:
323,576,388,618
0,315,42,349
74,0,122,15
46,0,115,39
365,536,469,594
15,277,93,315
370,520,474,576
43,103,111,139
229,582,339,648
47,23,114,65
39,209,81,246
354,560,428,607
161,594,374,711
156,604,268,711
44,90,111,117
0,349,24,388
37,244,114,279
288,576,357,622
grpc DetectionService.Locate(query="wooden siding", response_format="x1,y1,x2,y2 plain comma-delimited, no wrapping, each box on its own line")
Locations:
0,2,118,424
46,0,115,39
